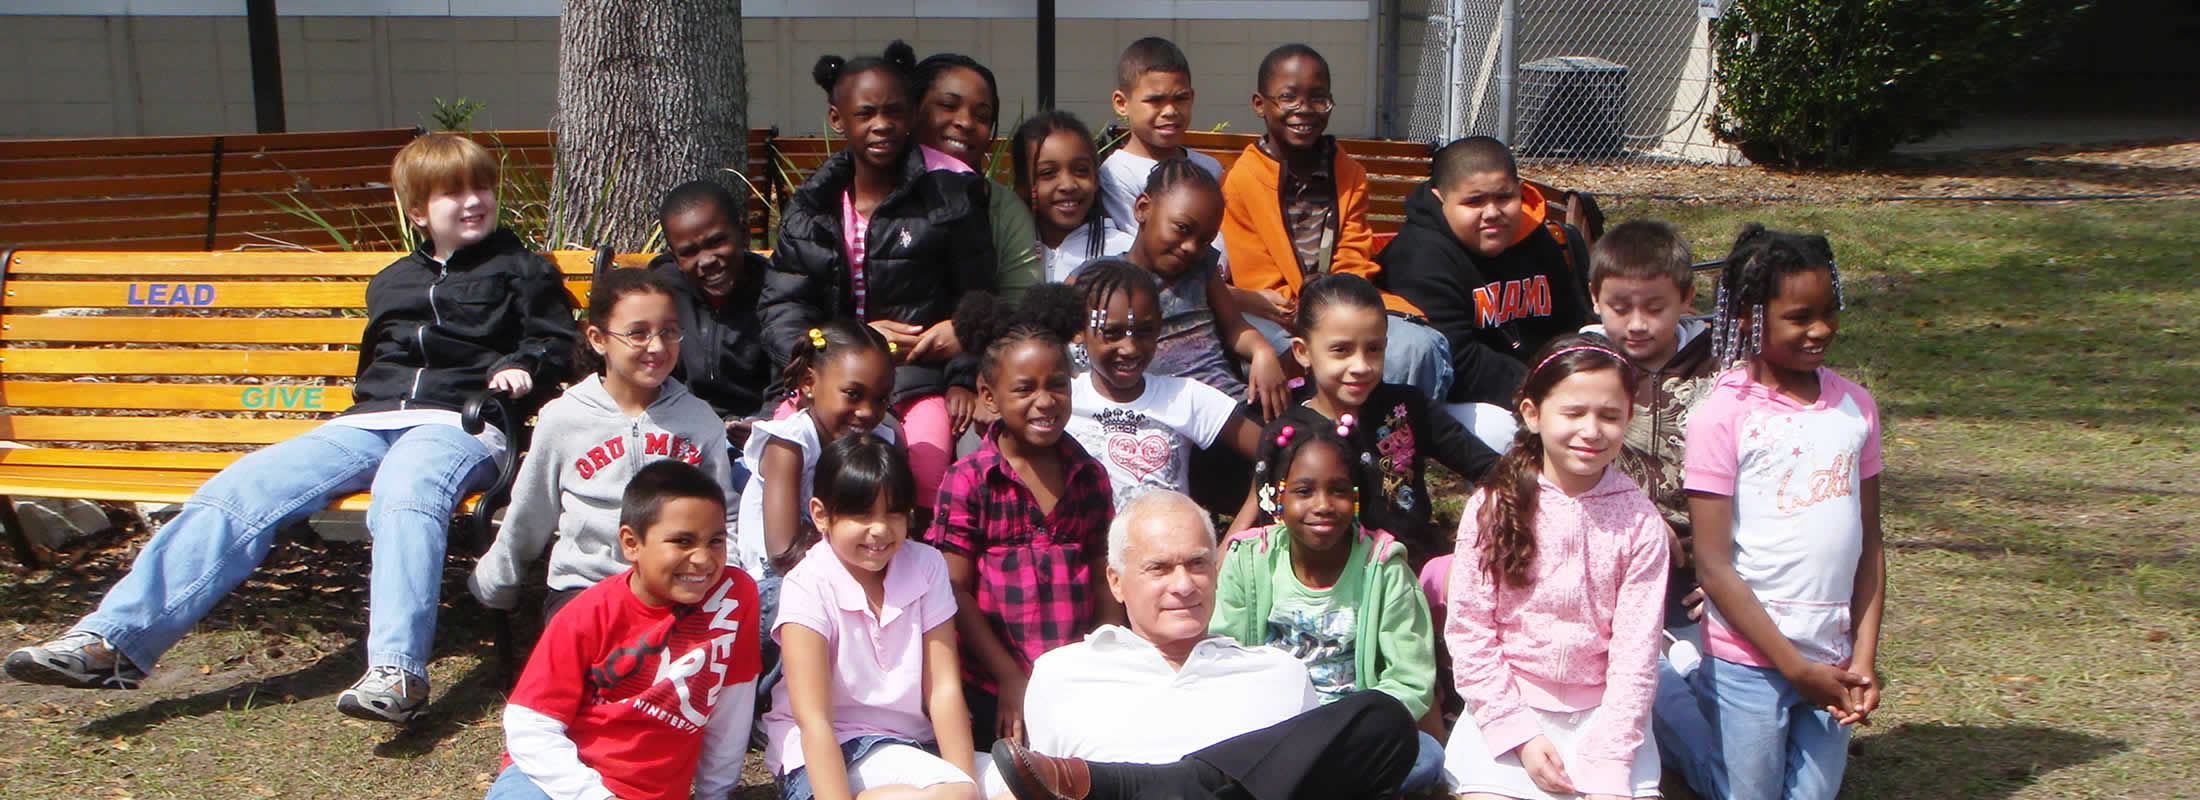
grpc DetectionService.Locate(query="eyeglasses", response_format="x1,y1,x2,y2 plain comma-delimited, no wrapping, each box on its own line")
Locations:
1262,93,1336,113
608,327,683,347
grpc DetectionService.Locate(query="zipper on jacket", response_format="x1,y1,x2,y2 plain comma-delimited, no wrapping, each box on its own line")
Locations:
403,262,449,410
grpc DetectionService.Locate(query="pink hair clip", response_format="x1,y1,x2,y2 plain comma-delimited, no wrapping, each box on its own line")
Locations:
1336,413,1355,437
1274,425,1295,448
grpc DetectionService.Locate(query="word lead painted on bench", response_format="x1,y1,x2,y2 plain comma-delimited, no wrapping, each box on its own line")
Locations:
126,283,217,307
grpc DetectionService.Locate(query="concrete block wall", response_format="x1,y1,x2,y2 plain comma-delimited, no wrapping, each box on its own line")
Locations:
0,14,1377,140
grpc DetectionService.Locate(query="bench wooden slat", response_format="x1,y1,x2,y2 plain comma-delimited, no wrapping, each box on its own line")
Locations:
6,250,402,276
0,145,411,180
0,380,348,412
0,415,322,445
0,186,398,225
0,348,358,377
0,463,467,511
1,315,364,345
0,165,395,203
2,279,594,309
0,128,419,160
0,208,402,245
0,447,250,470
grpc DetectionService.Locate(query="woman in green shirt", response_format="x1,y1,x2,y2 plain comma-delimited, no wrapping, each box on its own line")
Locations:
912,52,1043,305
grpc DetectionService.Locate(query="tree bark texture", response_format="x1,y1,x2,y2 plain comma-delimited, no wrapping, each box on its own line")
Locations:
554,0,745,251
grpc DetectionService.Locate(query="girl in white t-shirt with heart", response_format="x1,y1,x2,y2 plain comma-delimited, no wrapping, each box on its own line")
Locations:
1060,259,1262,510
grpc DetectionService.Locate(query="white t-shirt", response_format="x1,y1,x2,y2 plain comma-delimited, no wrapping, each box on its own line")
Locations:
1065,373,1238,507
732,411,896,578
1098,148,1226,238
1040,219,1137,283
1026,626,1318,764
1682,367,1882,669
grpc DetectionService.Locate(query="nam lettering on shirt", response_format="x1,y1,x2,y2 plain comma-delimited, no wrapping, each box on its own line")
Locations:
1473,275,1555,328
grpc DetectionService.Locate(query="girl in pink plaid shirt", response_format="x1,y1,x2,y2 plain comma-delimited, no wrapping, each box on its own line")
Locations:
932,285,1125,747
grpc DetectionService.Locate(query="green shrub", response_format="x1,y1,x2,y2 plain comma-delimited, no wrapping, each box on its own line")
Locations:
1709,0,2092,166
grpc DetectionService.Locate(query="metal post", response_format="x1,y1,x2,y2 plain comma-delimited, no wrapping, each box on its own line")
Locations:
1037,0,1057,110
1496,0,1517,144
247,0,286,133
1441,0,1464,143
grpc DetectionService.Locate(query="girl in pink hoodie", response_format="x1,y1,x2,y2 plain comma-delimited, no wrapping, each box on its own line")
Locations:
1443,334,1670,800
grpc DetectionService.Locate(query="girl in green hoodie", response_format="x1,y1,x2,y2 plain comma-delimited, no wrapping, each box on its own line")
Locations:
1211,422,1445,792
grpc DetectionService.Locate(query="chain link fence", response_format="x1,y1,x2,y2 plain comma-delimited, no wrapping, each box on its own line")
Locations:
1405,0,1736,164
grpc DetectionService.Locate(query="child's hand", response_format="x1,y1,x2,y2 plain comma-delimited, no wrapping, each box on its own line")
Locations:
1837,668,1880,726
1682,587,1706,621
1245,349,1290,422
868,320,924,361
997,674,1030,746
1667,526,1692,568
945,386,978,437
1788,661,1867,718
1518,735,1576,795
1239,287,1295,324
725,417,755,444
907,319,963,362
488,368,533,398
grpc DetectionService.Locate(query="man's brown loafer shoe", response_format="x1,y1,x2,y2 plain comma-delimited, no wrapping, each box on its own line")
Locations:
992,738,1094,800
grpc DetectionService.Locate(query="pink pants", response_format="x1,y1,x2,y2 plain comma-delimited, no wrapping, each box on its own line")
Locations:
770,392,948,510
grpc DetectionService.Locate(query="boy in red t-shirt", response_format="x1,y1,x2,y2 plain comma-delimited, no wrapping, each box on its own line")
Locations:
486,460,762,800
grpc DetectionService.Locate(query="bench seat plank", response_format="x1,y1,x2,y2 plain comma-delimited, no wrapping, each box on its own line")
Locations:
0,348,358,377
0,415,323,445
0,464,478,512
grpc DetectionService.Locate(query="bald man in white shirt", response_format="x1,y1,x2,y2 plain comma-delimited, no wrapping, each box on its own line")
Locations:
991,490,1417,800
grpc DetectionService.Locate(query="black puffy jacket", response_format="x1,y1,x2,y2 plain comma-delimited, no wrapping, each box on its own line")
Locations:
349,228,577,415
646,252,773,421
761,146,996,403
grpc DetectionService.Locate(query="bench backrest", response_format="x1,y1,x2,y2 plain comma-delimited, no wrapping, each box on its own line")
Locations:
0,249,654,471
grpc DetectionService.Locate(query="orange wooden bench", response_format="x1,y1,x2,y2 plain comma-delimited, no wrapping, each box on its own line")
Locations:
0,247,658,567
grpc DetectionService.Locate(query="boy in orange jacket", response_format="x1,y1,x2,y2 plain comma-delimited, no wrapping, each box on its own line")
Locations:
1219,43,1452,403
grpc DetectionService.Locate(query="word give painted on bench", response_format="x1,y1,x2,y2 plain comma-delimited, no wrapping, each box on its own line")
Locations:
126,283,217,306
240,385,330,410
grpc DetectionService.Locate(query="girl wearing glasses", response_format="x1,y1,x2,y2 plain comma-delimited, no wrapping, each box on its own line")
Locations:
471,267,737,621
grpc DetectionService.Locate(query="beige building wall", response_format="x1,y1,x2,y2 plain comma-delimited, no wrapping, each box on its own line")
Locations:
0,14,1378,141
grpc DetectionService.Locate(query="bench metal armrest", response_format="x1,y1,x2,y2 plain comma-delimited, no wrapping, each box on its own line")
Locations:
461,388,524,553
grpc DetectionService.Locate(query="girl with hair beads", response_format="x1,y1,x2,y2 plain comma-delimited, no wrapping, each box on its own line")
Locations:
472,268,734,620
1120,159,1293,420
1654,225,1884,800
735,319,898,619
1011,111,1135,283
1211,422,1447,793
932,284,1124,746
762,40,997,532
766,434,981,800
911,52,1045,305
1061,258,1262,510
1237,273,1497,557
1443,333,1670,800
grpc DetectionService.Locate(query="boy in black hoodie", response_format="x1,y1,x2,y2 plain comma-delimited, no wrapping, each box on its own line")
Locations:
649,180,773,434
1376,136,1591,415
4,134,576,725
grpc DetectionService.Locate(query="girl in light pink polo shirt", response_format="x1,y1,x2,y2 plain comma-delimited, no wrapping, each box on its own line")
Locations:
763,433,979,800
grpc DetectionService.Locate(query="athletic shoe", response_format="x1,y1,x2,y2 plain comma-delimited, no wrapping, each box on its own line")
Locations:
3,631,146,689
335,665,429,722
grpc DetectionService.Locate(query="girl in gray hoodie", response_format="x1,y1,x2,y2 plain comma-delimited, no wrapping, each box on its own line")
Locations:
471,268,735,616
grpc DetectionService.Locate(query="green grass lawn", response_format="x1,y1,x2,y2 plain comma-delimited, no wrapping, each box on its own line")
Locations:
3,199,2196,799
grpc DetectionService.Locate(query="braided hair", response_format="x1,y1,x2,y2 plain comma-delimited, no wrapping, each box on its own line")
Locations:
1710,223,1842,371
779,317,894,404
1475,333,1639,587
954,283,1087,383
813,40,918,102
1141,156,1220,199
1012,111,1107,260
1068,257,1162,324
1251,418,1376,522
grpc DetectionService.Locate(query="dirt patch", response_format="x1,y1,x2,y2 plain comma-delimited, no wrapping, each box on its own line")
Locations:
1536,139,2200,202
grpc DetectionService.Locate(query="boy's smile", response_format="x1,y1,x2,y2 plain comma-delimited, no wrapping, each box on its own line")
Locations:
1256,54,1333,153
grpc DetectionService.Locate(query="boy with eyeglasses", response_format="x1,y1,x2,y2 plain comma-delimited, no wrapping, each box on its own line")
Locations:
1220,44,1454,404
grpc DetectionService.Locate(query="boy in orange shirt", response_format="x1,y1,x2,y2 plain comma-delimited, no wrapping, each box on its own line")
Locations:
1219,44,1452,403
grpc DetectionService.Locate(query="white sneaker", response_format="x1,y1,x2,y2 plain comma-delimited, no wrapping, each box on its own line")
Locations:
335,665,429,722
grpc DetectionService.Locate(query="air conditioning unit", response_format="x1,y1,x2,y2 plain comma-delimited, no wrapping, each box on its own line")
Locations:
1516,56,1627,158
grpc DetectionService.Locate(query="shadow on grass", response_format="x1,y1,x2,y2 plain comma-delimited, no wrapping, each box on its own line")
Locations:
1845,722,2125,799
77,648,362,738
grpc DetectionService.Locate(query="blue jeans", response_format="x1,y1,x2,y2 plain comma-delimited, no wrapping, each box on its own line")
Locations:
77,423,495,678
1247,312,1454,403
1402,730,1448,792
1654,655,1851,800
482,764,551,800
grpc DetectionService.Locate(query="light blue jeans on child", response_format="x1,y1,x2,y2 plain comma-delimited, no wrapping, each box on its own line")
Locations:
76,423,495,679
1246,312,1455,403
482,764,552,800
1653,654,1851,800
